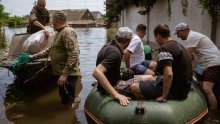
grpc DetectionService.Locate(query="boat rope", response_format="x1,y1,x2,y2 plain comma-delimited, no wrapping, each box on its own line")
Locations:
23,63,50,84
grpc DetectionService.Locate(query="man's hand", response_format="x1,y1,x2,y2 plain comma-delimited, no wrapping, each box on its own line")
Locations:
28,55,34,60
58,74,68,86
156,96,167,102
113,93,131,106
126,68,133,74
44,30,50,38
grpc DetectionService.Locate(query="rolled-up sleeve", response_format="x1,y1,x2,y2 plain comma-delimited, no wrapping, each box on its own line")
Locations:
29,9,38,23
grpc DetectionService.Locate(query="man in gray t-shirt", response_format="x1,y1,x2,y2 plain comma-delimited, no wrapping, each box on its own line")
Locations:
174,22,220,110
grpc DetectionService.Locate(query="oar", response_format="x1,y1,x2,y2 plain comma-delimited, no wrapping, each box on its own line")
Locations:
23,63,50,84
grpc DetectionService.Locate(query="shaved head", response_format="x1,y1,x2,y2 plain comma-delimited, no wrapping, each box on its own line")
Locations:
37,0,46,12
37,0,46,4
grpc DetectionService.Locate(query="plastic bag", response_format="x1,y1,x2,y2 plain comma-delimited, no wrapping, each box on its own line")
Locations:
194,64,204,75
22,26,55,54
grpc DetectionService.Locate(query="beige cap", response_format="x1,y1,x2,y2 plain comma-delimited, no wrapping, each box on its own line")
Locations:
116,27,133,39
53,10,67,21
173,23,189,35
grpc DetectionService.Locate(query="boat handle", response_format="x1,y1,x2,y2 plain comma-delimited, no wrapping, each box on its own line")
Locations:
135,101,145,114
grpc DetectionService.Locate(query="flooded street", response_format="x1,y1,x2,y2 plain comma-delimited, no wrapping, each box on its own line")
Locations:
0,27,107,124
0,27,220,124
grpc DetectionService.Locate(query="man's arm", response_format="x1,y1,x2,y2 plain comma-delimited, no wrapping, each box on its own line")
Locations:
124,49,131,69
187,47,195,61
58,30,80,86
29,45,51,59
156,66,173,102
29,8,46,30
62,30,79,74
92,64,130,106
33,21,45,30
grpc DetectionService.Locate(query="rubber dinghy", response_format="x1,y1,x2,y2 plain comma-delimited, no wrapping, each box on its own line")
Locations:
84,80,208,124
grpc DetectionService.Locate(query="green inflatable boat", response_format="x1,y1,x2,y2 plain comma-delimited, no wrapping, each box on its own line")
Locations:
84,80,208,124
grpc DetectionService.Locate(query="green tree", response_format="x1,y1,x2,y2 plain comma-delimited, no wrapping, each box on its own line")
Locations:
0,4,9,19
105,0,157,27
198,0,220,42
0,4,8,49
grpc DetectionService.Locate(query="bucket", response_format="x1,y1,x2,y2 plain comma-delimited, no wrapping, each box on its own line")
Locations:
144,45,152,60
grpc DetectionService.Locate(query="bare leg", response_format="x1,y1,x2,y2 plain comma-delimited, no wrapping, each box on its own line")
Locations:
144,69,155,76
202,81,217,110
141,75,156,83
130,83,145,99
130,75,156,99
149,61,157,72
115,75,155,91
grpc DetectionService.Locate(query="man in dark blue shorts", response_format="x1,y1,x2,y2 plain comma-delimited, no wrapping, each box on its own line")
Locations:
93,27,160,106
130,24,193,102
124,24,156,76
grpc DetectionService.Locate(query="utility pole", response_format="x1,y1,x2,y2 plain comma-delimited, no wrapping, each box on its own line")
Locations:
33,1,36,6
68,0,69,10
85,0,86,8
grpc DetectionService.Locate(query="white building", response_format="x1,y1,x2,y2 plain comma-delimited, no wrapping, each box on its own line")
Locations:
118,0,220,48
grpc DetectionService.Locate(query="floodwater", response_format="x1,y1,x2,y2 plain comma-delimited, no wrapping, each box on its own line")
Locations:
0,27,107,124
1,27,220,124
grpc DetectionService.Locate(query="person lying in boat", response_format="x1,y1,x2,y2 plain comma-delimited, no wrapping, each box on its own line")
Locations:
129,24,193,102
124,24,156,76
93,27,158,106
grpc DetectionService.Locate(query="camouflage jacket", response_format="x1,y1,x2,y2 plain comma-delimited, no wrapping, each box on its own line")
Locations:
27,6,50,34
32,26,81,76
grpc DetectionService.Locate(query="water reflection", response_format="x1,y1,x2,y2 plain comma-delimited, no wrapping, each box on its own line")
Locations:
3,27,27,46
0,68,14,124
0,27,107,124
76,28,107,123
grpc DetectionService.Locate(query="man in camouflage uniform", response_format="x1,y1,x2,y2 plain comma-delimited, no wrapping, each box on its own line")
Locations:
27,0,50,34
29,10,80,109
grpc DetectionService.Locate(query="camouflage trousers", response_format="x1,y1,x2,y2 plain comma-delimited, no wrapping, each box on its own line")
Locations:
114,75,143,91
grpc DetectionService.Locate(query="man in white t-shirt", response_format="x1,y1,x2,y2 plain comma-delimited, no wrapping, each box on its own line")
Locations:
174,23,220,110
124,24,156,76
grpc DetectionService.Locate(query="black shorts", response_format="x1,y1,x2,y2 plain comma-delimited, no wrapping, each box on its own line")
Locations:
139,76,173,100
203,65,220,83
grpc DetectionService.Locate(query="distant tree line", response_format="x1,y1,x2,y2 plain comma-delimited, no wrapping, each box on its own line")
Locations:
0,3,28,49
0,4,28,27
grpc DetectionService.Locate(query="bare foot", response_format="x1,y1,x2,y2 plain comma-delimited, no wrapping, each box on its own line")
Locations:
74,97,81,103
64,103,78,110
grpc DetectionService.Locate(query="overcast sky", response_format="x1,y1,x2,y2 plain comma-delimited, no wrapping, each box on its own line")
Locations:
0,0,106,16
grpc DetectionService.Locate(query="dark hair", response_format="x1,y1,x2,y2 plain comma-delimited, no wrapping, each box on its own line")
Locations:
136,24,147,32
154,24,170,38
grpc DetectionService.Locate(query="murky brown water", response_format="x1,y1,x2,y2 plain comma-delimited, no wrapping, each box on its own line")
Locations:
1,27,220,124
1,27,107,124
